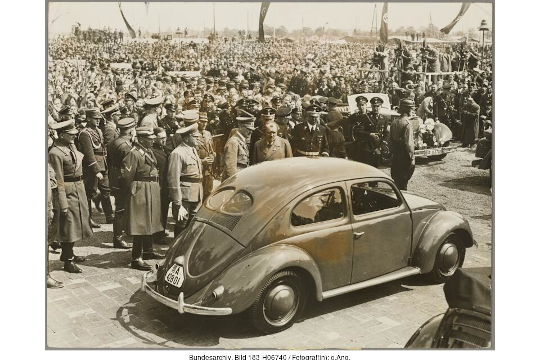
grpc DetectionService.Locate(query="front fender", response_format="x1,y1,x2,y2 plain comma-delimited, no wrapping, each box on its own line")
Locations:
412,211,475,273
196,244,323,314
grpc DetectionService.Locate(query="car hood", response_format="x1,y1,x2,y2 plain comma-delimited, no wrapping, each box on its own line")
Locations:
402,192,444,211
158,220,245,299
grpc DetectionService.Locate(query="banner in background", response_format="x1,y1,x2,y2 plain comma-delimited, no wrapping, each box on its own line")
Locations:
440,3,471,34
259,2,271,42
380,2,388,44
118,2,136,38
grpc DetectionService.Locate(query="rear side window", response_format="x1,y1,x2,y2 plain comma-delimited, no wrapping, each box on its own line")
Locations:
222,191,253,215
291,187,345,226
351,181,401,216
207,188,253,215
207,189,235,209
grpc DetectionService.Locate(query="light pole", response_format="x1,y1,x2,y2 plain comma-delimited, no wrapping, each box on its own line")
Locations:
478,20,490,65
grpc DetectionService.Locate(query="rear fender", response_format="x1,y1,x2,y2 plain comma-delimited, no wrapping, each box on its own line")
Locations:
197,244,323,314
412,211,475,273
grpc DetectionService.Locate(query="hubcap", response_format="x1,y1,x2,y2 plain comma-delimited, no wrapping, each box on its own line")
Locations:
438,243,459,275
263,284,298,325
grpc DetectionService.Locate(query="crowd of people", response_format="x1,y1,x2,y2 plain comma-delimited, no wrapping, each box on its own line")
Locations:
47,36,493,288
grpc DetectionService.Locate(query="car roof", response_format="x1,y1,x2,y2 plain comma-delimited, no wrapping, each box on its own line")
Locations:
210,158,391,242
222,157,390,209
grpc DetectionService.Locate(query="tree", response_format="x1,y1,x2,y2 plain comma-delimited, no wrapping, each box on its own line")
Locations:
276,26,288,37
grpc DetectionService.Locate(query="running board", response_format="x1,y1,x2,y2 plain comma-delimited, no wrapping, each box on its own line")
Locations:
321,266,421,300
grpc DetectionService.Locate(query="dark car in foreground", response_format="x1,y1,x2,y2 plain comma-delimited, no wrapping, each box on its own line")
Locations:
405,267,492,348
142,158,476,333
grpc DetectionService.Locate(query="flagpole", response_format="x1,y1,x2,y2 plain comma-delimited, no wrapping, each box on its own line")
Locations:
213,2,216,36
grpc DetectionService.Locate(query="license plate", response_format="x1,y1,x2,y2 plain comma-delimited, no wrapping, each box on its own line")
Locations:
165,264,184,287
426,148,441,156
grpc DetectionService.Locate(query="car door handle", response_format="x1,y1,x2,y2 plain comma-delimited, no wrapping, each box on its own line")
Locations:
353,231,365,240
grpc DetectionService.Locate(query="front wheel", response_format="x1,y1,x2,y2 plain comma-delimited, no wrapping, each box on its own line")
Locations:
430,234,466,283
250,270,306,334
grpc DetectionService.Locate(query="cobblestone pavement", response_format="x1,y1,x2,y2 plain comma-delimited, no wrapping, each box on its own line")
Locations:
47,148,492,349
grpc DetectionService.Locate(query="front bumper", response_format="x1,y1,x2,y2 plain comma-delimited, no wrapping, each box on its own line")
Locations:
141,268,233,316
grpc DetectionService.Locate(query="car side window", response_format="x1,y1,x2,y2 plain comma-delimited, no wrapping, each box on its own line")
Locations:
291,187,345,226
351,181,401,216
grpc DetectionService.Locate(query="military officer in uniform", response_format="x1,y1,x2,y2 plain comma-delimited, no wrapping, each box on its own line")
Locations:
349,96,385,167
389,99,416,190
249,107,280,164
49,120,93,273
121,126,164,270
107,117,136,249
340,95,369,155
223,116,255,181
152,127,170,244
139,96,163,128
167,124,204,237
78,108,114,227
195,112,216,200
102,104,121,146
291,105,329,157
158,102,180,152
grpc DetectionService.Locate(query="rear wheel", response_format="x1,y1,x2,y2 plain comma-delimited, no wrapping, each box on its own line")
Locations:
250,270,306,334
430,233,465,283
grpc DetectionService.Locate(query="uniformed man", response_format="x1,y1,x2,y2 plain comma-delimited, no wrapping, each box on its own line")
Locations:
48,120,93,273
275,106,293,142
252,122,293,165
47,160,63,288
389,99,416,190
291,105,329,157
107,117,136,249
327,119,348,159
152,127,170,244
102,104,121,146
78,108,114,227
158,102,180,152
167,123,204,237
249,107,277,164
222,116,255,181
124,90,139,122
348,96,386,167
195,112,216,200
139,96,163,128
121,127,164,271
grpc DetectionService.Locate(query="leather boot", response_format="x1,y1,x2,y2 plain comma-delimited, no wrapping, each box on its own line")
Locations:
142,236,164,260
88,199,101,228
50,241,61,251
101,195,114,223
131,236,152,270
93,195,103,213
113,235,131,249
64,260,82,273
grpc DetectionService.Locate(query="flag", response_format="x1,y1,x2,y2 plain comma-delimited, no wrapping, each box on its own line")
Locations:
118,2,136,38
380,2,388,44
440,3,471,34
259,2,271,42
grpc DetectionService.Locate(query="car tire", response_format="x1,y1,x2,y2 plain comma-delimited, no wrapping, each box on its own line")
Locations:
430,233,466,283
250,270,306,334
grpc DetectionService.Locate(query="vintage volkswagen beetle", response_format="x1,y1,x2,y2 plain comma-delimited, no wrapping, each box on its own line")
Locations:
142,157,476,333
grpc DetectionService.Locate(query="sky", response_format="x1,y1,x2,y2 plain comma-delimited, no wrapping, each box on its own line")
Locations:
48,1,493,35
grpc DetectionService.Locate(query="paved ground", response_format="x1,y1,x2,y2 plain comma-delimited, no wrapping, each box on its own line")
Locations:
47,147,492,349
